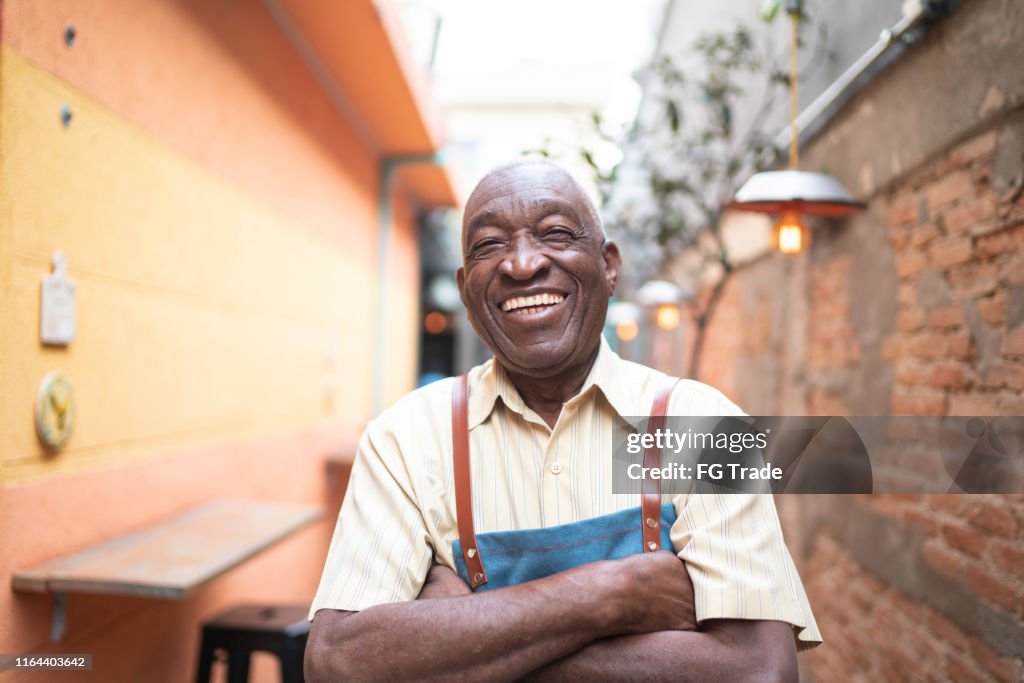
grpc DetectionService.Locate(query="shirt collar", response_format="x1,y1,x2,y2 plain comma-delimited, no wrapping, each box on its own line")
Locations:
466,335,637,429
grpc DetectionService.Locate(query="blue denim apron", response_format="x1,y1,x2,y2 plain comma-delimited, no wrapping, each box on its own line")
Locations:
450,375,679,590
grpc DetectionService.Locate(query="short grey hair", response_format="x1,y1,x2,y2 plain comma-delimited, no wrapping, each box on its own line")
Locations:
469,159,605,239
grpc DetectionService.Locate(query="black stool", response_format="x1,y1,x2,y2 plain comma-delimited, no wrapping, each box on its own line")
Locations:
195,604,310,683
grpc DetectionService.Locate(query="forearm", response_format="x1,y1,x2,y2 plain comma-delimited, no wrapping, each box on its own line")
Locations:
524,621,798,683
307,565,621,683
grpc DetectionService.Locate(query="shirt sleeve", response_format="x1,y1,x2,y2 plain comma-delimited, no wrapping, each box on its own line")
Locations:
667,380,821,650
671,492,822,651
308,420,433,619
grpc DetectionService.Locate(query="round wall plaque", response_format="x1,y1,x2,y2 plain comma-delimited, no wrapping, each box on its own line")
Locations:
35,372,75,450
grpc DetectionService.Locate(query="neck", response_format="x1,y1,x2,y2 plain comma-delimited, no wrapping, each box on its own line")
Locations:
501,341,601,429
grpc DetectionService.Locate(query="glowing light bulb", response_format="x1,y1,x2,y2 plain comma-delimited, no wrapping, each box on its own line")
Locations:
774,211,808,254
655,304,681,331
616,320,639,341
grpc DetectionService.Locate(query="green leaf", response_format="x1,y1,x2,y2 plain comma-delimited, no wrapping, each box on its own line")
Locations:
759,0,781,22
666,100,681,133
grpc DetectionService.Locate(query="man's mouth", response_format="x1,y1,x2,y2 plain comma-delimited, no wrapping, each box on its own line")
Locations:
500,293,565,315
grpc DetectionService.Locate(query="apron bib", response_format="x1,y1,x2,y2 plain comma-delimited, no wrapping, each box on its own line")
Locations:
450,374,679,591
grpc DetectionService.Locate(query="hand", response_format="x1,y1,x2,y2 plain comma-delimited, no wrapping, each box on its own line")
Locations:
416,563,472,600
597,551,698,635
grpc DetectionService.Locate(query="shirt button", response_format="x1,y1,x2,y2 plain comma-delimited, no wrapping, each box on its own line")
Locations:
550,463,563,475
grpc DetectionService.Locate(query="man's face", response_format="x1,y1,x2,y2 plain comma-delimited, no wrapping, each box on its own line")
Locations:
457,163,621,378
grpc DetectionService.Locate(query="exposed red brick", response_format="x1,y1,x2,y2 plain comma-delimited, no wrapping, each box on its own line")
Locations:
922,541,964,579
976,224,1024,259
1002,327,1024,356
892,390,947,416
927,171,974,214
944,198,997,234
1002,252,1024,285
888,638,929,679
927,303,965,328
911,222,941,248
948,261,999,297
947,330,974,359
926,494,963,515
882,336,904,361
968,636,1021,683
946,652,993,683
929,236,974,269
941,523,986,557
897,308,926,332
895,362,929,386
903,507,940,535
930,362,969,390
897,250,928,279
890,227,911,250
996,391,1024,414
981,364,1024,391
976,292,1007,325
907,331,949,358
949,393,999,415
925,611,969,651
990,541,1024,580
965,501,1017,537
891,194,920,227
899,283,917,306
964,563,1019,612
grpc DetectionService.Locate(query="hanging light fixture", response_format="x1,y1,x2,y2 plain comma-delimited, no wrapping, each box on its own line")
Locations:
729,0,864,253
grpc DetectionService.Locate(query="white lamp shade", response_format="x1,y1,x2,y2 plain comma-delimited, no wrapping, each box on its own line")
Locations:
730,170,865,217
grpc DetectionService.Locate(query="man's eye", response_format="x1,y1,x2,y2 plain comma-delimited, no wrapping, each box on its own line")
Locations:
470,239,503,255
544,227,576,241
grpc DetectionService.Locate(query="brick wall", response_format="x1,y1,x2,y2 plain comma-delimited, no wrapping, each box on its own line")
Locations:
884,130,1024,418
643,2,1024,677
689,121,1024,681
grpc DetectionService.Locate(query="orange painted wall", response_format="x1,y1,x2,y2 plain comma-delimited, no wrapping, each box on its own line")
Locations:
3,0,380,248
0,0,425,680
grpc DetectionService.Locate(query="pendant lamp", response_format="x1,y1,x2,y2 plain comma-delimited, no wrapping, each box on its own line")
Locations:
729,0,864,253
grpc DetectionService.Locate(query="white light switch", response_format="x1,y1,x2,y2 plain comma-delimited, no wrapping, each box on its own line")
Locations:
40,252,76,346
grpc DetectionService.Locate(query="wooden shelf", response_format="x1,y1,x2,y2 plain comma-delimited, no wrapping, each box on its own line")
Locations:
12,499,321,641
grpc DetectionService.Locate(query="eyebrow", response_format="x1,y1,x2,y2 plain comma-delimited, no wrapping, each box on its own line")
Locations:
465,198,585,238
465,209,504,238
530,198,585,226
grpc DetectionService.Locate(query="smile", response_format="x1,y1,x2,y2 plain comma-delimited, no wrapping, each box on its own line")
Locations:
500,293,565,314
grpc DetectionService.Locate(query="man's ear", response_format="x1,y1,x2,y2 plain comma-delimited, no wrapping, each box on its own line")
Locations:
601,241,622,296
456,266,467,307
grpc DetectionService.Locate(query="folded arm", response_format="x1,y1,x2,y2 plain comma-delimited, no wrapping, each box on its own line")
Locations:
305,552,695,683
418,564,797,683
522,620,798,683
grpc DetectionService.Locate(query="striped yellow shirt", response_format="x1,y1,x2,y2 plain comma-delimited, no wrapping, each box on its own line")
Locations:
310,336,821,650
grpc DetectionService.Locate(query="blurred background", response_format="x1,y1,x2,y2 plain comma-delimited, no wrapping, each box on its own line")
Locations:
1,0,1022,681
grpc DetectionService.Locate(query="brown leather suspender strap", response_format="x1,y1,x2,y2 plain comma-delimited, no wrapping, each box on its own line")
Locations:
452,373,679,585
642,378,679,552
452,374,487,587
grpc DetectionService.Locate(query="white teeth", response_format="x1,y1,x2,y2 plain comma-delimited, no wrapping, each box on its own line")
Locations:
501,293,564,312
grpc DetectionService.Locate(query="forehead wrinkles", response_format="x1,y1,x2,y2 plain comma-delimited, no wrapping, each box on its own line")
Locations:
463,178,593,243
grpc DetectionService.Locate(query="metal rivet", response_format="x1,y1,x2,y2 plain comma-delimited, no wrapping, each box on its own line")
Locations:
64,24,76,47
60,103,73,128
473,573,483,584
647,541,658,551
467,548,476,559
645,517,657,528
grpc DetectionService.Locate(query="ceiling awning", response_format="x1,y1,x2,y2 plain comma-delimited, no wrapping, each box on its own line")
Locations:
271,0,460,206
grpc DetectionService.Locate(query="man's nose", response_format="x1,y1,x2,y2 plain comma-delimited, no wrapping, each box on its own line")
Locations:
499,236,550,281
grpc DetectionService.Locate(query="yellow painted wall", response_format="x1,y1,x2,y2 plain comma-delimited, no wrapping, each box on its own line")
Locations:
0,49,392,481
0,0,428,678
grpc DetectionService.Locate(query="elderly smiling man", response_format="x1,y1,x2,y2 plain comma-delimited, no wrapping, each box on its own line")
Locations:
306,160,820,682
